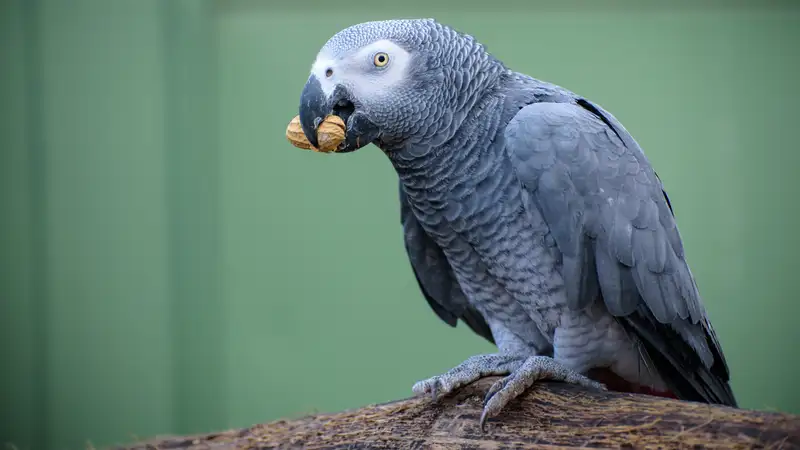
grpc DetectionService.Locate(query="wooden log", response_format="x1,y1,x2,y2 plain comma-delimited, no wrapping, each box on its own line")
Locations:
116,377,800,449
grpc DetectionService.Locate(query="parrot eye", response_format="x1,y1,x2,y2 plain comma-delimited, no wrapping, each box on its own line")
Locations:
373,52,389,67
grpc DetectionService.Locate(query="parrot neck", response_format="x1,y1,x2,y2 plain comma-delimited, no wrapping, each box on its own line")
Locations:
388,83,512,202
379,50,508,154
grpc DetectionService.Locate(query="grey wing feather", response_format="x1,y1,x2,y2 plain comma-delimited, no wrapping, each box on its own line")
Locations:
506,99,736,406
399,182,495,345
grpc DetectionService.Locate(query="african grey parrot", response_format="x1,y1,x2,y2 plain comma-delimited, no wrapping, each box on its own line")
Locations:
296,18,737,429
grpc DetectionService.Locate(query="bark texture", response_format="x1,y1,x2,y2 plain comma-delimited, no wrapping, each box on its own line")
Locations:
116,377,800,449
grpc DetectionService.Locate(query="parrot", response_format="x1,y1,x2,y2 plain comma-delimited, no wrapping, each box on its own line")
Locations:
296,18,738,430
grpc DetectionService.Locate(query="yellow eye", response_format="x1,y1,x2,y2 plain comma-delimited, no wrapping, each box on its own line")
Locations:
373,52,389,67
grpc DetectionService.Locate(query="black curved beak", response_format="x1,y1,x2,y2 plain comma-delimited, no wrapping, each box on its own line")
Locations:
298,75,381,153
298,75,330,149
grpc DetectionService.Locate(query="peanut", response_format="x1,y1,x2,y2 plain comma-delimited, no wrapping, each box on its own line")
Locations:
285,115,346,153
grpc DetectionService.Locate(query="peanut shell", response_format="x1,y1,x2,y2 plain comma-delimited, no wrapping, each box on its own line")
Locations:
285,115,346,153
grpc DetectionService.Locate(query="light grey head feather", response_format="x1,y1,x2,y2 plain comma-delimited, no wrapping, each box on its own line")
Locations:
308,19,507,148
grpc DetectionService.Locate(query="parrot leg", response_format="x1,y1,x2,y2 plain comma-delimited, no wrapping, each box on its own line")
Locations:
479,355,606,431
412,353,525,401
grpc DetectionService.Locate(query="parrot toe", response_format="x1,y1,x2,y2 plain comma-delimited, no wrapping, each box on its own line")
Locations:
479,356,607,432
412,353,525,401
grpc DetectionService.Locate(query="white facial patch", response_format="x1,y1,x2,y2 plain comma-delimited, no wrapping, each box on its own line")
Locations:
308,39,411,101
310,54,338,98
349,40,411,98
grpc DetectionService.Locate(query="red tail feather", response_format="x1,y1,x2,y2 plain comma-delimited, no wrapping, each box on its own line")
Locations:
587,368,678,400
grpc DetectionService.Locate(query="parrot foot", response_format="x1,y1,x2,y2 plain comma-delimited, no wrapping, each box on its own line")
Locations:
412,353,525,401
479,355,606,432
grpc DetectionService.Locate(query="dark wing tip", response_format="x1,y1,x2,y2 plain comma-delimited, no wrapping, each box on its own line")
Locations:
620,310,738,407
411,265,495,345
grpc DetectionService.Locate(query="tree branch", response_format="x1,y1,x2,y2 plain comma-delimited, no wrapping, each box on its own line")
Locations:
116,377,800,449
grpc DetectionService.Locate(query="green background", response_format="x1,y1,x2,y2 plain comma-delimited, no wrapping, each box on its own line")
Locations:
1,1,798,449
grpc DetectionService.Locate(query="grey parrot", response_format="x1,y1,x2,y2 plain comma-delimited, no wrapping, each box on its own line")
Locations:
296,18,737,429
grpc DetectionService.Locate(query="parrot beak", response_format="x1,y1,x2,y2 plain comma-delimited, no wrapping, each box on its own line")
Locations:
298,74,329,149
298,75,380,153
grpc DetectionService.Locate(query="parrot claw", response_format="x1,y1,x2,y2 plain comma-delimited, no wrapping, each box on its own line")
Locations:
413,354,605,432
483,376,509,406
412,353,525,401
478,355,606,432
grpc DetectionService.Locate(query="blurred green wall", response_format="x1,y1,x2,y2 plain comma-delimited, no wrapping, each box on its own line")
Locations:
1,1,798,449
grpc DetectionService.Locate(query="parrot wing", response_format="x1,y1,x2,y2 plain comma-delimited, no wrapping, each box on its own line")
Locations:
505,98,737,406
399,182,495,345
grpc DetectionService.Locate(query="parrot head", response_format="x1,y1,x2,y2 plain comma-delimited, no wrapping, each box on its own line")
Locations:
297,19,504,153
